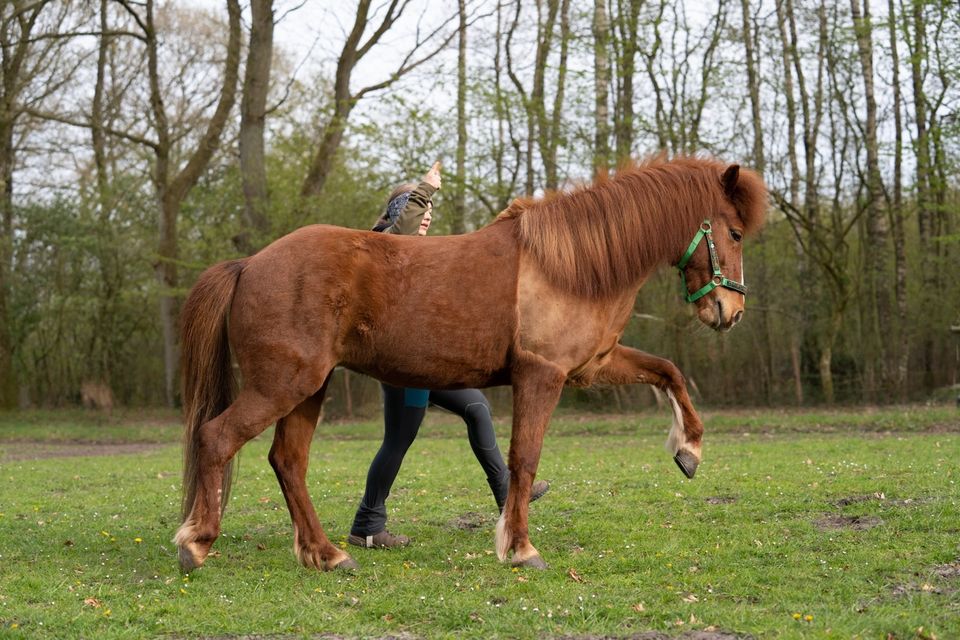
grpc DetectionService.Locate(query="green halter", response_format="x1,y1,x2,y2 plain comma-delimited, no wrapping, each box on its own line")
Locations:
676,220,747,303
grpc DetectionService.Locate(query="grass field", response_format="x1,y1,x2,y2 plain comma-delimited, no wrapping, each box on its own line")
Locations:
0,405,957,639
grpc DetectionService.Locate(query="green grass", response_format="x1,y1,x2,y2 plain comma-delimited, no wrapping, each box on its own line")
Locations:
0,406,958,639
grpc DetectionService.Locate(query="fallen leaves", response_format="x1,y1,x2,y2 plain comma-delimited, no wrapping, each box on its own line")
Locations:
567,567,584,583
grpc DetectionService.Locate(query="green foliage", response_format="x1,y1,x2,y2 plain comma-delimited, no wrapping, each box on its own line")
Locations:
0,408,958,638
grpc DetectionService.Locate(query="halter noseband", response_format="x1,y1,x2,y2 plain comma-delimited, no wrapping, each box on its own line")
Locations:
676,219,747,303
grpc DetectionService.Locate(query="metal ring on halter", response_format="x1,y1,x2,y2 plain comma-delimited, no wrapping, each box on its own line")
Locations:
700,221,711,232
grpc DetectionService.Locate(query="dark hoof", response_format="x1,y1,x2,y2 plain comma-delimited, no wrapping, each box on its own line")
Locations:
674,449,699,479
512,554,548,570
178,544,204,573
331,556,360,572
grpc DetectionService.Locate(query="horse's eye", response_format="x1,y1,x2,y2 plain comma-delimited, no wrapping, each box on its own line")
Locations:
730,229,743,242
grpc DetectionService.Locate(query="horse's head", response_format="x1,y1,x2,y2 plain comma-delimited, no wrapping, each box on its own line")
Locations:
677,164,767,331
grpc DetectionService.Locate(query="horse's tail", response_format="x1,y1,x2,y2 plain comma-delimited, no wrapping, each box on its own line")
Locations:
180,258,247,521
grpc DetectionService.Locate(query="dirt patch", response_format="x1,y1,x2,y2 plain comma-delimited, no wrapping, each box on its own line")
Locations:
890,582,944,597
558,632,750,640
182,635,749,640
932,558,960,579
449,511,492,531
814,514,883,531
0,442,166,461
705,496,737,505
833,494,927,508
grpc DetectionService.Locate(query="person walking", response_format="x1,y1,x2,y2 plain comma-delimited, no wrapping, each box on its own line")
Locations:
348,162,549,549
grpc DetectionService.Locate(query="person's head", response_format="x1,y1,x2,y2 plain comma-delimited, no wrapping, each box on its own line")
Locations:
372,182,433,235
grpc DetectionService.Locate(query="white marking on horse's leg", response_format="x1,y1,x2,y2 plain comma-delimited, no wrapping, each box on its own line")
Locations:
173,515,200,546
174,515,208,570
495,511,509,562
664,389,687,454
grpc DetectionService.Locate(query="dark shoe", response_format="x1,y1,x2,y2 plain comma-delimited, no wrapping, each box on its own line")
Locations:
347,530,410,549
530,479,550,503
496,479,551,512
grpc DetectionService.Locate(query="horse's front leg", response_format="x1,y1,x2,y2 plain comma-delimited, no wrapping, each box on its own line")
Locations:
496,351,566,569
593,344,703,478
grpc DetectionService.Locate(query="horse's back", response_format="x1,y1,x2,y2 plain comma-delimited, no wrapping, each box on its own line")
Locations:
229,221,522,390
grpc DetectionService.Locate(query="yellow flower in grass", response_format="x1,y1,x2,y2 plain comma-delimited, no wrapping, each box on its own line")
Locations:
792,613,801,620
804,614,813,622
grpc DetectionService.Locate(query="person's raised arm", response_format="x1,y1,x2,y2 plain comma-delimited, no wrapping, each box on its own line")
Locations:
388,161,441,236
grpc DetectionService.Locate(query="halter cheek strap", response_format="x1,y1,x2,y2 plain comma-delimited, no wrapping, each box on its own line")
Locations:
676,220,747,303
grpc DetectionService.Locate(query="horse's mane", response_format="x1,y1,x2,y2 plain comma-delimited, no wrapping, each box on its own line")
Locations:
497,156,767,299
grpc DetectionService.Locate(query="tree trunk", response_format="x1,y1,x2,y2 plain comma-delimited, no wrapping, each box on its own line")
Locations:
237,0,274,254
908,0,934,388
452,0,467,234
592,0,611,173
614,0,644,161
91,0,117,391
540,0,570,191
156,192,181,408
0,120,14,408
850,0,887,400
740,0,764,172
887,0,908,400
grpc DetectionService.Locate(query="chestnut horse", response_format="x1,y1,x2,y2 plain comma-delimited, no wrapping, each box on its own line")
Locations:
174,156,767,572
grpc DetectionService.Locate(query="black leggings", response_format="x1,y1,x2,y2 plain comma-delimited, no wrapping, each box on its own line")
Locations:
350,384,509,536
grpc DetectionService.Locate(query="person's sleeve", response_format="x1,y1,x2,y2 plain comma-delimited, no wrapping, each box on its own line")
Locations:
385,181,437,235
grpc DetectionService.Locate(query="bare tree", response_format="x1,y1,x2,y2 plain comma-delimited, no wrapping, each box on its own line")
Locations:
740,0,764,172
886,0,908,400
236,0,274,254
299,1,459,201
453,0,468,234
850,0,888,400
113,0,242,406
505,0,570,193
490,0,521,212
0,0,83,407
593,0,612,172
613,0,647,159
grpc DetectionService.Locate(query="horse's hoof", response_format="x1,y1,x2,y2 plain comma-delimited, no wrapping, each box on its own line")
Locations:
674,449,699,479
331,556,359,572
178,543,205,573
512,554,548,570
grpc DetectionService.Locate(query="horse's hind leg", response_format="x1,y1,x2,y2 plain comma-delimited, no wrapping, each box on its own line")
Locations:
176,387,300,571
496,352,566,569
269,380,358,571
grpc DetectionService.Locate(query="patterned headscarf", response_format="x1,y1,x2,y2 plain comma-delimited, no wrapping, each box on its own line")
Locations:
372,192,413,232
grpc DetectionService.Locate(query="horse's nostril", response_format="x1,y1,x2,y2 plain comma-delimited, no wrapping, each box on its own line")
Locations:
733,310,744,324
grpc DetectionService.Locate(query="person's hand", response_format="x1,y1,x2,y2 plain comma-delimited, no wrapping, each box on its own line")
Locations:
423,161,442,190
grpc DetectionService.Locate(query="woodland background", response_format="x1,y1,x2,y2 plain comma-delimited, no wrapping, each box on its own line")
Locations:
0,0,957,414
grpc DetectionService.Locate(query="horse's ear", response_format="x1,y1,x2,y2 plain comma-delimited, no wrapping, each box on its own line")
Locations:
721,164,740,197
